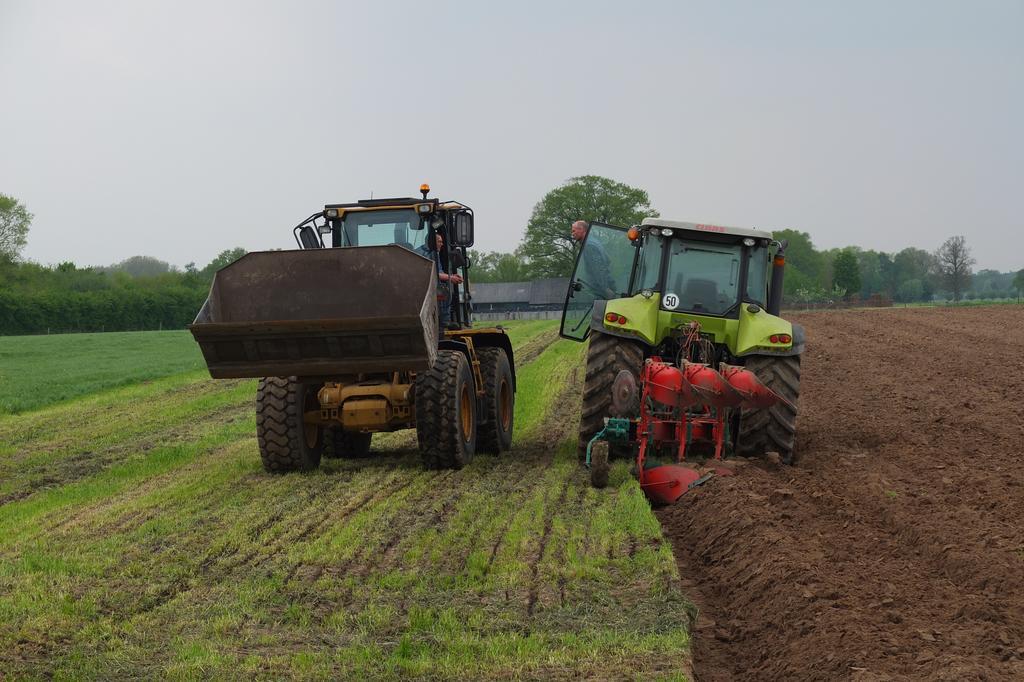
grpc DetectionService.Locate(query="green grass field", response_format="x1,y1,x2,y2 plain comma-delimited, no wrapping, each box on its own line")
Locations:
0,330,207,415
0,323,693,679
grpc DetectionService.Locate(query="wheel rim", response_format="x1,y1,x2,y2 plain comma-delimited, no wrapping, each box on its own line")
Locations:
460,383,473,443
498,378,512,431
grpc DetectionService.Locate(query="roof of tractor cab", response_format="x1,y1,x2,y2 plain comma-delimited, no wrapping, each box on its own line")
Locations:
641,218,773,241
325,197,469,210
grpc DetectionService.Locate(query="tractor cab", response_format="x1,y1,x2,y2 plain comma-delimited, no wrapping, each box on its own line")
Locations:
291,185,476,329
561,219,794,360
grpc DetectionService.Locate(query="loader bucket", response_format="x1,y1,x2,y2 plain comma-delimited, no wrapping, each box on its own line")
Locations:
189,245,439,379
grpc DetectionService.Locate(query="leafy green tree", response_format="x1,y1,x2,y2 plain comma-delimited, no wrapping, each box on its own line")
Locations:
832,249,861,300
896,278,924,302
0,194,33,260
934,236,975,302
107,255,175,278
893,247,937,300
201,247,247,280
855,249,883,298
519,176,657,278
774,229,827,293
878,252,898,298
1014,269,1024,302
470,249,533,283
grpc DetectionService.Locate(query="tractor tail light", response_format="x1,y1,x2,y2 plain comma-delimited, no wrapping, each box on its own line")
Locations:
779,334,792,344
617,315,627,324
605,313,617,323
770,335,780,343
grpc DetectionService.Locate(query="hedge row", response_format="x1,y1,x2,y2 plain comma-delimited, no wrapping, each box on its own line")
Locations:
0,287,208,335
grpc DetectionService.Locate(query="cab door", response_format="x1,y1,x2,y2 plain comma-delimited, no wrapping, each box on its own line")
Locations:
560,222,635,341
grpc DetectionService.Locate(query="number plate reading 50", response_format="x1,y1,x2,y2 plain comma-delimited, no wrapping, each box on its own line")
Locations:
662,293,679,309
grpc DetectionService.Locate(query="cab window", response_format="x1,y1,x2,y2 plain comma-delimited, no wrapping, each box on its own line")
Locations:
341,209,427,251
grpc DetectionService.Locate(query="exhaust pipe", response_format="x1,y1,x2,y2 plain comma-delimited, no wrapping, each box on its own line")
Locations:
767,240,787,316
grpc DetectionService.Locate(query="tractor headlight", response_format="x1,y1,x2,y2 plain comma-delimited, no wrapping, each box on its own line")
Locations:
661,228,673,237
743,237,755,247
326,208,339,218
417,203,432,214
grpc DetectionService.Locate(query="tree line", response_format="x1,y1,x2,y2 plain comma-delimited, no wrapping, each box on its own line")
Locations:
0,196,246,335
2,185,1022,335
469,177,1023,305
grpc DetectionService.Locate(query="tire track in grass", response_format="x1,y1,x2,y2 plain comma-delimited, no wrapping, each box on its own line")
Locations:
53,327,567,635
417,338,584,584
526,474,573,620
0,379,253,506
512,327,560,366
356,332,578,582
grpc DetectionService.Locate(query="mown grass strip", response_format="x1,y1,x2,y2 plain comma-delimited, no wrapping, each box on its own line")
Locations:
0,320,693,680
0,377,254,503
512,338,585,443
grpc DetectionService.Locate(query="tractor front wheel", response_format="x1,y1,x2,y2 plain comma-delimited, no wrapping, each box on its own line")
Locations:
256,376,324,473
579,331,644,458
736,354,801,463
415,350,478,469
476,347,515,454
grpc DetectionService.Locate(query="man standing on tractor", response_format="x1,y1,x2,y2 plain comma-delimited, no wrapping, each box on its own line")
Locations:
418,232,463,329
571,220,616,299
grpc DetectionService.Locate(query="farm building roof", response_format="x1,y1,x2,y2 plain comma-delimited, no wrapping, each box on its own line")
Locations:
471,278,569,306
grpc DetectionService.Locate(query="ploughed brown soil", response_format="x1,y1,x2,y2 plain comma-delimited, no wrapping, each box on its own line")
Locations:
658,306,1024,681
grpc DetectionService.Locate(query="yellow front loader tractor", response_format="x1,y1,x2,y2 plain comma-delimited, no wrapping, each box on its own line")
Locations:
189,186,515,472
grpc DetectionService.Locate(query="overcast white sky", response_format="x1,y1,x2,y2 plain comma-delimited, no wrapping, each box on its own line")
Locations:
1,0,1021,270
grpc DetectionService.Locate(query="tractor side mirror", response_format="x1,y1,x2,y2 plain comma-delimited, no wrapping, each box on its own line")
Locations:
298,226,322,249
453,213,474,247
450,250,466,269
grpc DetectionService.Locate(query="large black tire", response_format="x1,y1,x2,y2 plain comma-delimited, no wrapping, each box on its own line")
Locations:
415,350,477,469
323,426,372,459
736,355,801,463
476,347,514,454
578,331,644,458
256,376,324,473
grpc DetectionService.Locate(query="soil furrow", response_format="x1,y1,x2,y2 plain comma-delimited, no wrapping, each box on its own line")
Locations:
658,306,1024,681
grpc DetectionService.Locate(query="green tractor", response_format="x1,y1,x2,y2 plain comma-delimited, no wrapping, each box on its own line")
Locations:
560,219,804,491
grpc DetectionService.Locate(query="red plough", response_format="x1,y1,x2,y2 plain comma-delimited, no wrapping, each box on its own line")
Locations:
632,358,793,505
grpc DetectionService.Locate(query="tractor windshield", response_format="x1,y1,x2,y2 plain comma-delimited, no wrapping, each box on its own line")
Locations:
341,209,427,251
663,239,744,316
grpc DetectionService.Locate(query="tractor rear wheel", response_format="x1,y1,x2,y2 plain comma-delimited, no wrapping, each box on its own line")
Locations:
256,376,324,473
476,347,514,454
736,354,801,463
579,331,644,458
415,350,477,469
323,427,372,458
